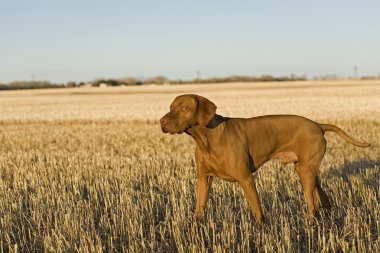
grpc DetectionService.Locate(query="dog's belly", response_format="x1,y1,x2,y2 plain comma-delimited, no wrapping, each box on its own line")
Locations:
205,171,237,182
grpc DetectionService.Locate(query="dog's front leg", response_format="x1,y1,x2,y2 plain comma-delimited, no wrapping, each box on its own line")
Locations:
239,174,265,228
194,175,213,220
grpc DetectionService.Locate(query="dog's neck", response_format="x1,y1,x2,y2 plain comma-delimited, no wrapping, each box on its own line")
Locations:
185,114,229,153
186,114,228,135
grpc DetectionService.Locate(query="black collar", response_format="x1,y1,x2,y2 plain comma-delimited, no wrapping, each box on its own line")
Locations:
206,114,229,129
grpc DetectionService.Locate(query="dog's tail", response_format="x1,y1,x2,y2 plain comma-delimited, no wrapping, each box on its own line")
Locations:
319,124,370,148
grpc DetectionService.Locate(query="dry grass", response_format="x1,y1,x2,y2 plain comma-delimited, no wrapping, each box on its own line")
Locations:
0,80,379,252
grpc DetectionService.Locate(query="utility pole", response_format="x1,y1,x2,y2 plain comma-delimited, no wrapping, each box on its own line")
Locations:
354,66,358,79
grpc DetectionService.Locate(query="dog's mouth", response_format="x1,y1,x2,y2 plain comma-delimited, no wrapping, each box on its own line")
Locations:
161,126,177,135
161,126,168,134
161,125,187,135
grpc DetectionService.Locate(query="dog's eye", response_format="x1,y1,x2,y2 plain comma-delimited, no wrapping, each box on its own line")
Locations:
181,107,187,111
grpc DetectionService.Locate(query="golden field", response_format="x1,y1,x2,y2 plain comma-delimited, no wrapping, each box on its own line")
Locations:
0,80,379,252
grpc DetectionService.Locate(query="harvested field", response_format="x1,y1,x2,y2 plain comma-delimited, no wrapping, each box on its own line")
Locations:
0,80,379,252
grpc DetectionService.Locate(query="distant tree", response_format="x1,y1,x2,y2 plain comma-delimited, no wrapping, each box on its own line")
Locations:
66,81,77,87
146,76,168,84
0,83,11,90
313,74,338,81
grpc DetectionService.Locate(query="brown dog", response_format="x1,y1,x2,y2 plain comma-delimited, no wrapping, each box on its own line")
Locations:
160,94,370,226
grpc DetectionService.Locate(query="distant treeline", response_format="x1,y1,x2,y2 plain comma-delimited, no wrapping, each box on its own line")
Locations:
1,74,379,90
184,74,307,84
0,81,65,90
91,74,308,86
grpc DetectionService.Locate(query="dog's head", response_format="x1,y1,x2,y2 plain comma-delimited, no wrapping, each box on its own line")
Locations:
160,94,217,134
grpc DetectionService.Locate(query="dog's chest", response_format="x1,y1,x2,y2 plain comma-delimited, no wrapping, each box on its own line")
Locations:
198,149,246,182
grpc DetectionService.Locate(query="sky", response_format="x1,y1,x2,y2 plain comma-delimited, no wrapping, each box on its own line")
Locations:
1,0,379,83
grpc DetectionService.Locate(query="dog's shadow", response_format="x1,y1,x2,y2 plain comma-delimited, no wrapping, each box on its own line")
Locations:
320,159,380,242
326,158,380,189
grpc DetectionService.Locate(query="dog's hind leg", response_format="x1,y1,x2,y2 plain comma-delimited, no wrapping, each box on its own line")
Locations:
294,138,331,218
314,179,331,212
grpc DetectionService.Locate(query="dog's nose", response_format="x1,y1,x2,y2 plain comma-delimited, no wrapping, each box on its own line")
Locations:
160,117,169,125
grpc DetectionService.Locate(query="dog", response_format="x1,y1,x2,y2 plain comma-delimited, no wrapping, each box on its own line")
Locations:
160,94,370,226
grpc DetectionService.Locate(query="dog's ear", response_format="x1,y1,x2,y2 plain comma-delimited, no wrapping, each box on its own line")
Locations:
195,95,217,126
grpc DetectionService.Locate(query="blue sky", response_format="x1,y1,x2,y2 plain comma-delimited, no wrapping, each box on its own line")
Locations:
1,0,379,83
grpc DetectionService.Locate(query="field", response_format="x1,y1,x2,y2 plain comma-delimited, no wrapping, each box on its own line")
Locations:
0,80,379,252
